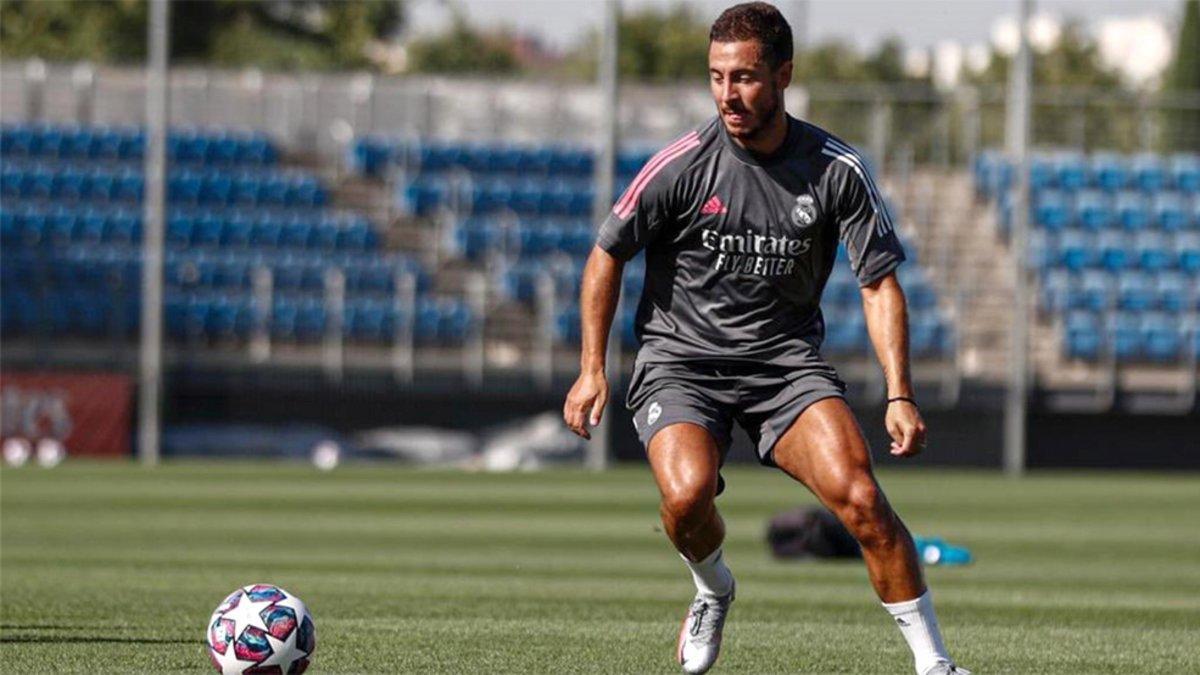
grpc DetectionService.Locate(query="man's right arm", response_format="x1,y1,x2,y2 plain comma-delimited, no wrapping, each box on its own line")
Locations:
563,245,624,440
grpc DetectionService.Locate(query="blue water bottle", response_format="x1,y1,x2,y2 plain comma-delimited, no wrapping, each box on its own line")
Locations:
914,537,973,566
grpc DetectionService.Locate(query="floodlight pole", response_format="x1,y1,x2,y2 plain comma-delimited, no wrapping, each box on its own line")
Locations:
139,0,170,466
1003,0,1033,477
589,0,620,471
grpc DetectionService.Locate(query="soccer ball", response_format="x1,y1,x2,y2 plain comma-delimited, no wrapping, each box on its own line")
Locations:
206,584,315,675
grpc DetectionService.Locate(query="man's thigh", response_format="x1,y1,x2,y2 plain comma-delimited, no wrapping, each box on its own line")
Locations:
769,397,876,501
634,384,734,496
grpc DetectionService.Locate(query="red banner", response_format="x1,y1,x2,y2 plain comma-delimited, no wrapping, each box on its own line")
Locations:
0,372,134,458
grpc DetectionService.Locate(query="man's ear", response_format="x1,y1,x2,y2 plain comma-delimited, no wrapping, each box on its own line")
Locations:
776,60,793,89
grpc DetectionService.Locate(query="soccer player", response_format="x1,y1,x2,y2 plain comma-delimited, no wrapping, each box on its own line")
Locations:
562,3,970,674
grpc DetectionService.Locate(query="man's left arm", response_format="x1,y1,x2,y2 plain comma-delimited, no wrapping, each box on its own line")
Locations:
861,272,926,457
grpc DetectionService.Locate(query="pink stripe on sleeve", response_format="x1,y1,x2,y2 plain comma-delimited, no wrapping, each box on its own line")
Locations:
612,132,700,219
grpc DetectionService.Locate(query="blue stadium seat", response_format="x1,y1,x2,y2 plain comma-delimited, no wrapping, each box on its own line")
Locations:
1075,190,1112,230
1114,190,1149,231
1098,230,1130,271
910,312,951,357
193,212,224,247
1029,155,1057,191
1117,271,1155,311
1090,152,1127,191
1131,153,1166,192
1134,230,1174,271
1154,270,1191,313
1171,155,1199,193
1140,311,1182,362
401,178,446,216
1176,232,1200,273
250,217,283,249
107,208,141,244
170,170,203,204
1064,310,1102,360
1110,311,1142,361
1152,192,1189,231
1057,230,1095,271
221,212,253,248
1034,189,1070,230
202,171,234,206
1056,153,1089,191
1072,270,1113,312
280,218,314,249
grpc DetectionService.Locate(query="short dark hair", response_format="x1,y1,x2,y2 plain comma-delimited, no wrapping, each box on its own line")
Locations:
709,2,793,69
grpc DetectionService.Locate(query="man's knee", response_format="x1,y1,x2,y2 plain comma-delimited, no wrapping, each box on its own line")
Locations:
660,476,717,525
832,477,897,549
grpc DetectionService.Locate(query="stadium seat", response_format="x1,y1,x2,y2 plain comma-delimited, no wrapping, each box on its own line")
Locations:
1114,190,1149,231
1073,270,1113,312
1176,232,1200,273
1098,230,1130,271
1075,190,1112,231
1154,270,1191,313
1134,230,1174,271
1117,271,1155,311
1058,230,1095,271
1140,311,1182,362
1152,192,1189,231
1064,310,1103,361
1056,153,1089,191
1131,153,1166,192
1090,152,1127,191
1171,155,1200,193
1034,190,1070,230
1029,155,1057,191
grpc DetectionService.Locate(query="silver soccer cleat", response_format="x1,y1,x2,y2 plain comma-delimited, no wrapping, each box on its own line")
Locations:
923,662,972,675
676,583,735,675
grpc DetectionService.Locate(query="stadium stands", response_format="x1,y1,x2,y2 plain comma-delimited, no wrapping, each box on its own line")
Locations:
0,124,472,346
351,137,955,358
975,150,1200,363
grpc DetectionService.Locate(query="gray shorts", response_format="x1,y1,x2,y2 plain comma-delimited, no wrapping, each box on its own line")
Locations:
626,357,847,470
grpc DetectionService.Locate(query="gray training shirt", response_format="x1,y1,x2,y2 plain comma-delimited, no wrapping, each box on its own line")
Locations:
596,114,906,369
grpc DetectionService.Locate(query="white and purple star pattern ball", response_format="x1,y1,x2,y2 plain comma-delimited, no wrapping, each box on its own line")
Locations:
206,584,315,675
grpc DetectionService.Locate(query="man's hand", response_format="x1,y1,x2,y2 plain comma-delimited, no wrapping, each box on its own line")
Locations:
563,369,608,440
886,400,927,457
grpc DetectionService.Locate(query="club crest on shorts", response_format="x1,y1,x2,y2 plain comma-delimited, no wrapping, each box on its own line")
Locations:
791,194,818,229
647,401,662,426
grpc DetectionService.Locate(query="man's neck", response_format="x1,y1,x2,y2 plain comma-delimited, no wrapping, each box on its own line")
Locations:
730,112,789,157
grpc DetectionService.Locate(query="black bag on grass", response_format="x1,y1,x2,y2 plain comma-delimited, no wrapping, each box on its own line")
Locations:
766,506,862,559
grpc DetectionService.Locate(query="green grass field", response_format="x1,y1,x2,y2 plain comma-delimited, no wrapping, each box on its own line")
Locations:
1,463,1197,674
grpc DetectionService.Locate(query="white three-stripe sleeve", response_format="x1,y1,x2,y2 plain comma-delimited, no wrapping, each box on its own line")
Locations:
824,141,906,286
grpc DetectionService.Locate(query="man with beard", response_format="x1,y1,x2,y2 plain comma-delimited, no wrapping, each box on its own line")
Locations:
562,3,970,674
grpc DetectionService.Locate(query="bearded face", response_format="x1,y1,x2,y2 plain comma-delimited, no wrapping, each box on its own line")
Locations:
708,40,790,143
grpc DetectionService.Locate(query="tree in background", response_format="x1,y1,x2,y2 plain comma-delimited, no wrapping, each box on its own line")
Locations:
1164,0,1200,151
0,0,148,63
0,0,404,71
405,15,520,75
616,5,711,82
963,20,1134,151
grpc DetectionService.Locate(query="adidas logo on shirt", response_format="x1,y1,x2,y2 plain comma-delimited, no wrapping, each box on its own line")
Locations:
700,195,728,215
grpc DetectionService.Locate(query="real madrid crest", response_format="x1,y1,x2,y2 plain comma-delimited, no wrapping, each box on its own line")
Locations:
791,194,818,229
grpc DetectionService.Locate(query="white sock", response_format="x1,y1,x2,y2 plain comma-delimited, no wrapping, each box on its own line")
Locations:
681,547,734,598
882,590,951,675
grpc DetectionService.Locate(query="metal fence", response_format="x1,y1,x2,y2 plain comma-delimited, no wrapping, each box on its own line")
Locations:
5,60,1200,165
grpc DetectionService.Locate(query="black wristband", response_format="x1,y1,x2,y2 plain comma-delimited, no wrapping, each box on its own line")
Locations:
887,396,919,408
